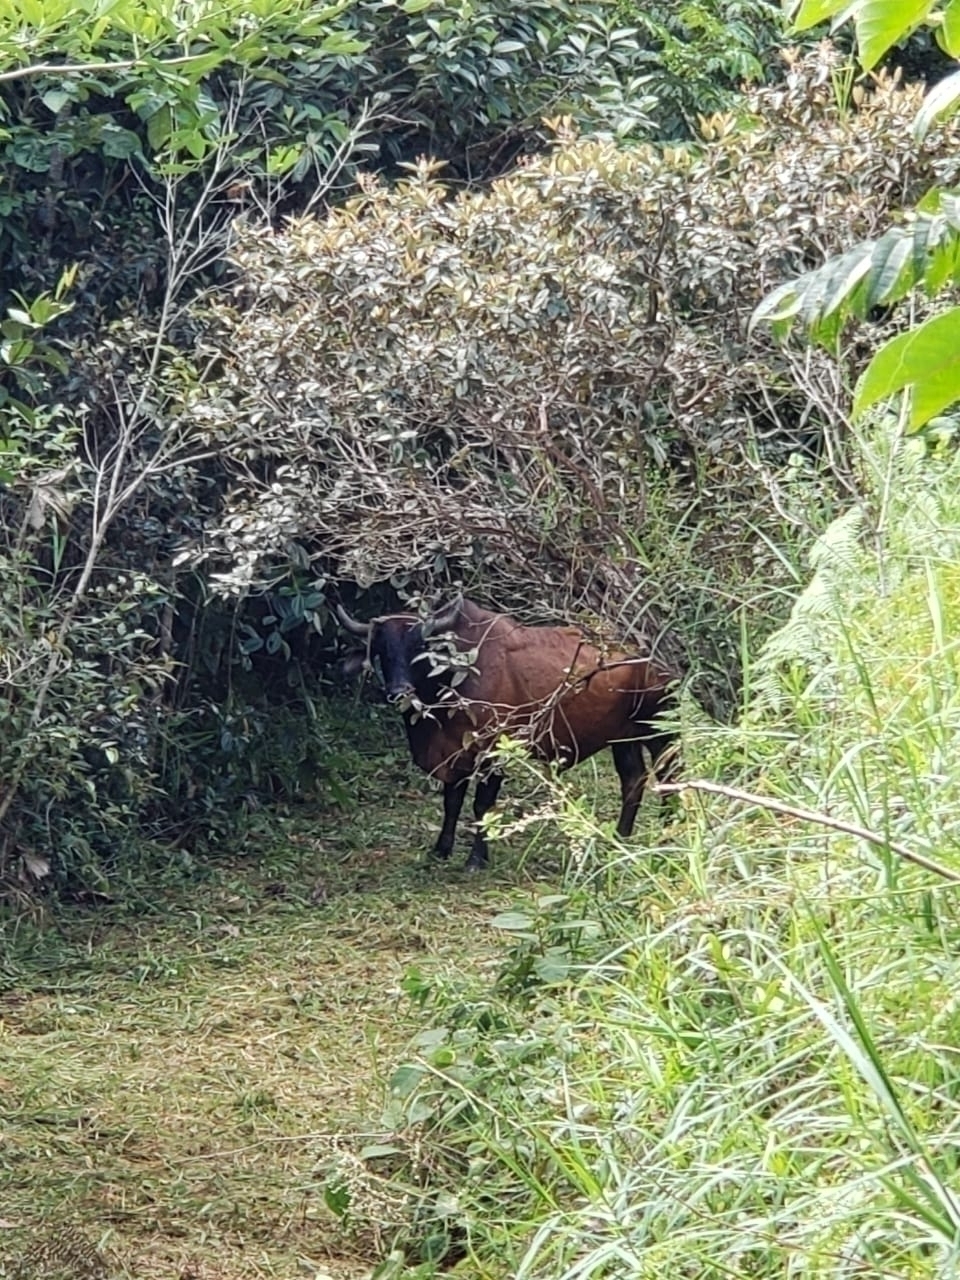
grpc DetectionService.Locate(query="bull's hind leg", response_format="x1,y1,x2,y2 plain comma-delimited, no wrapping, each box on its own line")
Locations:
435,778,469,860
465,773,503,871
612,741,646,837
612,735,677,837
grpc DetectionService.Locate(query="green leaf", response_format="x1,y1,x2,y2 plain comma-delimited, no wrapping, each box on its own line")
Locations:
318,30,366,55
490,911,533,931
922,224,960,293
266,143,302,175
146,104,172,151
749,278,802,332
862,226,915,308
787,0,851,31
533,950,570,983
323,1181,351,1217
854,307,960,428
406,1094,434,1123
28,292,72,324
536,893,569,910
1,337,34,364
100,123,143,159
41,87,72,114
914,66,960,140
909,213,948,287
388,1064,424,1098
940,0,960,54
181,129,207,160
806,241,875,325
856,0,936,70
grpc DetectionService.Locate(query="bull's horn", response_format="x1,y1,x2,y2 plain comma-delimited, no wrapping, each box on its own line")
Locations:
422,592,463,638
335,603,372,637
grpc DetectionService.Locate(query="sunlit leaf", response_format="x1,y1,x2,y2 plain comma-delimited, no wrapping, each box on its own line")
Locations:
863,226,915,309
787,0,853,31
145,103,172,150
941,0,960,54
749,279,802,332
854,307,960,427
490,911,534,931
914,66,960,140
857,0,936,70
41,87,72,114
813,241,875,321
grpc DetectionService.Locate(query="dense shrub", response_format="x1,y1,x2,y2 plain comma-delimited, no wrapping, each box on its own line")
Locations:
186,48,960,705
615,0,785,135
5,43,958,890
0,0,781,320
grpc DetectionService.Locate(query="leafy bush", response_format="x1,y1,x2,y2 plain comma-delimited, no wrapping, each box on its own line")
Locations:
186,47,960,714
615,0,786,136
0,0,777,320
0,408,171,889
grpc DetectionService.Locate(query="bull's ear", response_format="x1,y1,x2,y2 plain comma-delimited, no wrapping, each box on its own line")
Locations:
341,650,369,678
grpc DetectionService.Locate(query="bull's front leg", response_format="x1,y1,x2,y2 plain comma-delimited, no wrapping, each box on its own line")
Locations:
434,778,469,860
465,772,503,871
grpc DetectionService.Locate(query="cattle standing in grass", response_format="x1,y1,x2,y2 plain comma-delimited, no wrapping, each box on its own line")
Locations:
337,595,680,869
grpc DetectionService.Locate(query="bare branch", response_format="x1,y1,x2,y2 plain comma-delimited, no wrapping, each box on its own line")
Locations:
0,54,205,85
657,778,960,885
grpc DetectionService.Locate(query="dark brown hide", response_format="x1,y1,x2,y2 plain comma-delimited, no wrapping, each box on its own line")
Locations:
339,597,679,868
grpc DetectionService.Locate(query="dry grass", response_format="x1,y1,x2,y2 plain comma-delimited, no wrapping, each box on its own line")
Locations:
0,750,571,1279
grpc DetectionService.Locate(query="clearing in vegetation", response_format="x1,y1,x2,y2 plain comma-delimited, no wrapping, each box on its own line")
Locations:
0,741,544,1279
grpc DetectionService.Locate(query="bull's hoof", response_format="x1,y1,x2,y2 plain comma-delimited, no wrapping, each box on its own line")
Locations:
464,855,488,873
431,844,453,861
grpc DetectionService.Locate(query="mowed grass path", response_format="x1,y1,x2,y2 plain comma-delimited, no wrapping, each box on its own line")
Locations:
0,743,567,1278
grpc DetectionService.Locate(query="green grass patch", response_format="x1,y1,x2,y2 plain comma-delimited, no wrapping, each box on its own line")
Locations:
364,425,960,1279
0,725,579,1278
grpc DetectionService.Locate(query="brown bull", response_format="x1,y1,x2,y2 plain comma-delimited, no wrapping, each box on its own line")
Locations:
337,595,679,869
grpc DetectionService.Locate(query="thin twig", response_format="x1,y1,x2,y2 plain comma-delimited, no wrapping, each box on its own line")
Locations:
657,778,960,885
0,55,202,85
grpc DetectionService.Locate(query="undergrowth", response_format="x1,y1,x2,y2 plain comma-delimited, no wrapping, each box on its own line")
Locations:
0,718,537,1279
361,421,960,1278
7,419,960,1279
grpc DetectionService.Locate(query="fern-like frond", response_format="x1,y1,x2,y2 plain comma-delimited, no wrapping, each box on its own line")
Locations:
752,507,867,713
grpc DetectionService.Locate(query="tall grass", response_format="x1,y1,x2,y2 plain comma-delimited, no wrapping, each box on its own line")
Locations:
371,423,960,1277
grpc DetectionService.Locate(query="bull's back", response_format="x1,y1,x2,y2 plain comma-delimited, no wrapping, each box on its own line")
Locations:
456,610,671,764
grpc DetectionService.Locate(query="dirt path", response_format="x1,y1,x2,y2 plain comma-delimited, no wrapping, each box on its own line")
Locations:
1,784,526,1278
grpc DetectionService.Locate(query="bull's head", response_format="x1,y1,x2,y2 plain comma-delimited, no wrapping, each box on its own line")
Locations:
336,595,463,705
